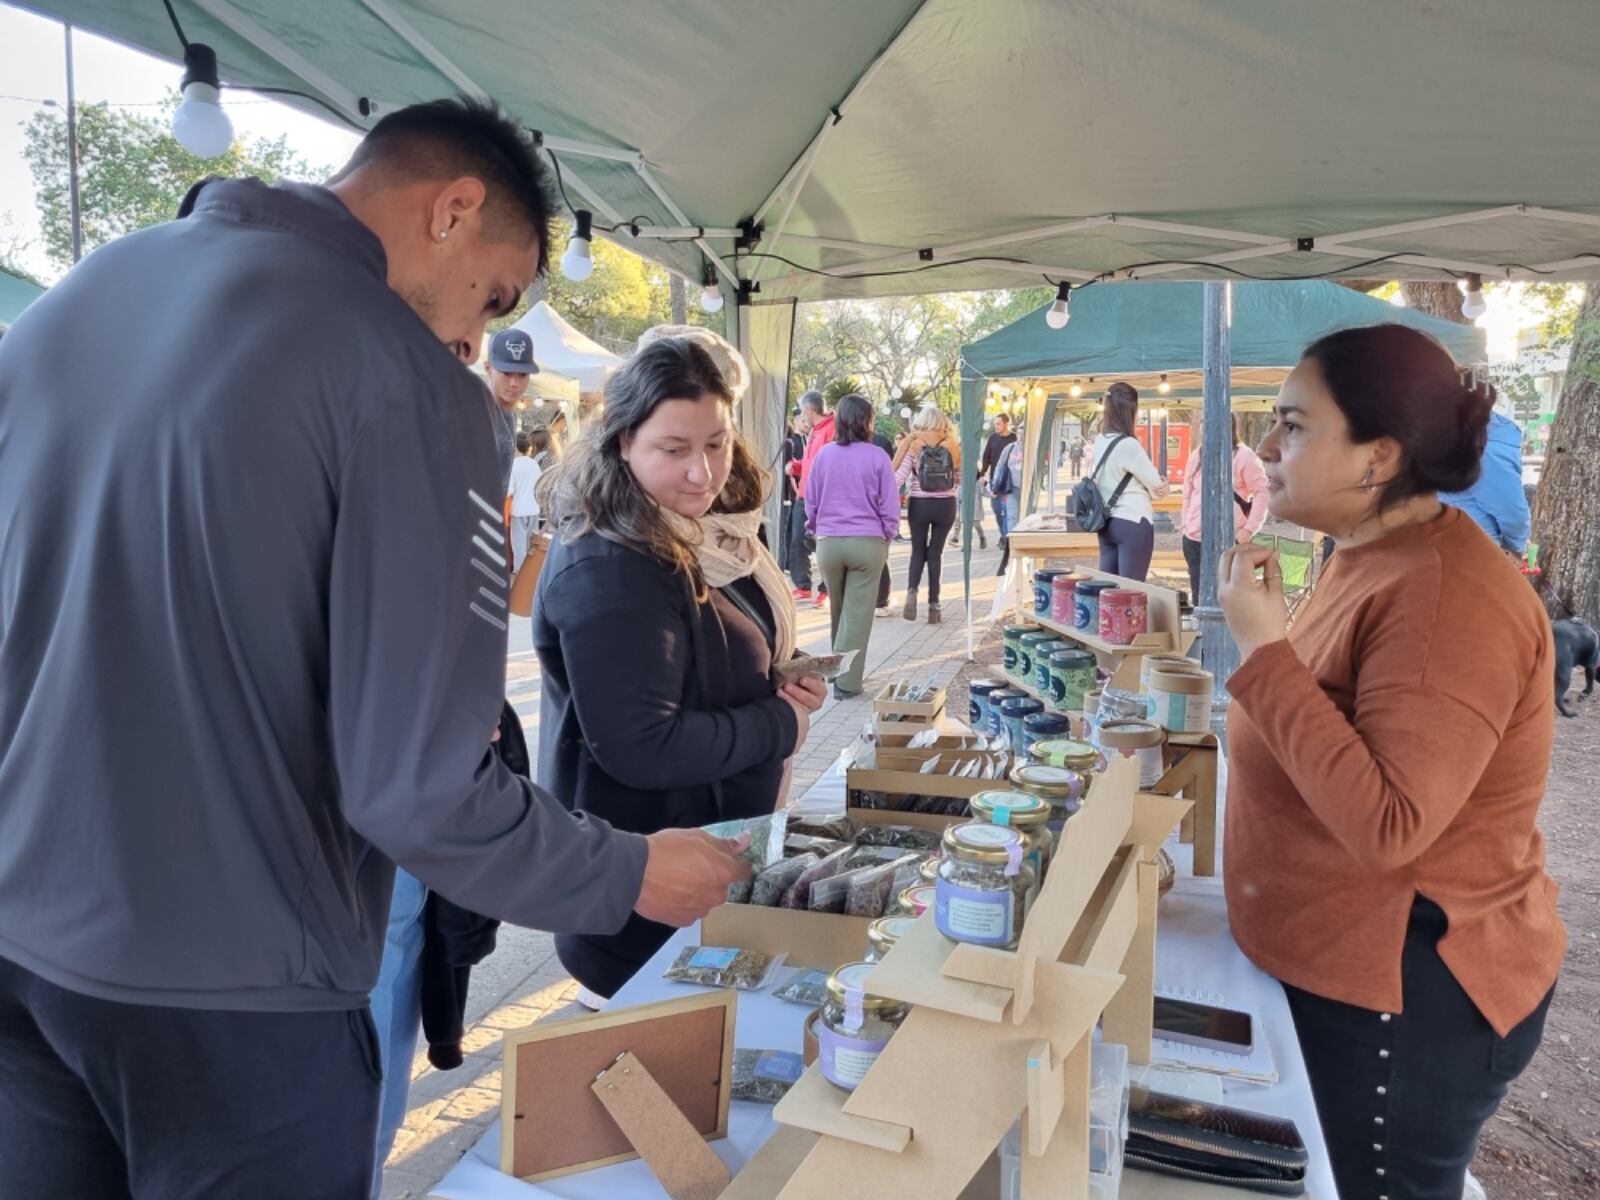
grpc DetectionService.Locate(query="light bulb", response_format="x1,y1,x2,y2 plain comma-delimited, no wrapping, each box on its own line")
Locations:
1158,374,1171,395
699,264,723,313
1044,282,1071,330
561,211,594,281
1069,383,1083,398
172,44,233,158
900,405,912,419
1460,274,1487,320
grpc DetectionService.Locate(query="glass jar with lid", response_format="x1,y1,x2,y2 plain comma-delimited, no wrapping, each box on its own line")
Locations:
865,915,918,962
935,823,1034,950
895,883,937,916
1012,757,1095,829
969,790,1055,887
817,962,910,1091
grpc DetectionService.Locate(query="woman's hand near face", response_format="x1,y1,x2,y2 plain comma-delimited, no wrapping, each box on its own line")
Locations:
1218,544,1289,660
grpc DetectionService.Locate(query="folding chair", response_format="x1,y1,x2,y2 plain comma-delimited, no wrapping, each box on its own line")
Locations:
1251,531,1321,622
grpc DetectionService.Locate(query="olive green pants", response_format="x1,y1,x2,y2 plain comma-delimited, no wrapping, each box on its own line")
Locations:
816,536,889,695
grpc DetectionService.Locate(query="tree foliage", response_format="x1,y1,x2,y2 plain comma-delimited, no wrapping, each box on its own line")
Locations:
24,97,325,272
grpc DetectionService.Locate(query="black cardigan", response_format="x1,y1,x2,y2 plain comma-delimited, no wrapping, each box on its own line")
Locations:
533,532,798,995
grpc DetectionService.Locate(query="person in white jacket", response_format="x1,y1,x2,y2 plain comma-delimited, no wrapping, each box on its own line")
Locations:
1088,382,1168,581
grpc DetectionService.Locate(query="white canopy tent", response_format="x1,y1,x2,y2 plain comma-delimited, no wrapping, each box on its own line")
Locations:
508,301,622,395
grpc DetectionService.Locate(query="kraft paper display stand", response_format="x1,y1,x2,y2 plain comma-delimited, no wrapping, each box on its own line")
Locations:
722,755,1191,1200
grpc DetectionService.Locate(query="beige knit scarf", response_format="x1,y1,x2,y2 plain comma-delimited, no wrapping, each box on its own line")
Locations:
665,509,797,663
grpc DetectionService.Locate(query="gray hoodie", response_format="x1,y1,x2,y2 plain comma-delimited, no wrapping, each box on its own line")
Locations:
0,179,647,1012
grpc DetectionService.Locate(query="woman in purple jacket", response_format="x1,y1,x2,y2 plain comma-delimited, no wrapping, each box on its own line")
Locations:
807,393,900,697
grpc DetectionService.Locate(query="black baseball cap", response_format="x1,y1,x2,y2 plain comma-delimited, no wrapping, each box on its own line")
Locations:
489,329,539,374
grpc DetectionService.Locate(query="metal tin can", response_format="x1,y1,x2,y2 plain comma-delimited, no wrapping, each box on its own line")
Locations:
1050,573,1081,624
1033,568,1069,616
1017,630,1056,685
999,695,1044,749
1074,580,1117,632
985,687,1027,737
1022,711,1071,756
967,677,1007,731
1002,624,1036,679
1047,647,1099,712
1031,638,1065,692
1097,589,1149,645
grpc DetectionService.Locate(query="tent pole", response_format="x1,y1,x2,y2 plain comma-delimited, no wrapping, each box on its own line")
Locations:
1197,282,1239,744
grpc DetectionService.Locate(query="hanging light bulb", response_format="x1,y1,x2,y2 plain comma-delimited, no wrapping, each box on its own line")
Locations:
1158,374,1171,395
699,263,724,313
900,405,912,420
1460,274,1488,320
561,211,594,281
1044,281,1071,330
1069,382,1083,398
891,385,903,400
172,43,234,158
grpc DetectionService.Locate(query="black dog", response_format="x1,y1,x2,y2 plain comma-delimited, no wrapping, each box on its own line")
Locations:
1553,618,1600,718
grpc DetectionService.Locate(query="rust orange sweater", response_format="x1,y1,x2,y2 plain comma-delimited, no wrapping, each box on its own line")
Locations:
1226,507,1564,1035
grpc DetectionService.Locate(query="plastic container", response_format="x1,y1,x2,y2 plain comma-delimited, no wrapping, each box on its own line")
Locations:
1075,580,1118,633
970,791,1055,886
1017,631,1057,686
935,824,1034,949
985,687,1028,737
1023,711,1071,756
1098,718,1167,788
1034,568,1070,616
1050,572,1081,624
1031,638,1066,693
1048,647,1099,713
817,962,909,1091
1148,665,1215,734
967,676,1007,732
1001,624,1036,679
999,695,1044,750
1097,589,1149,645
999,1040,1129,1200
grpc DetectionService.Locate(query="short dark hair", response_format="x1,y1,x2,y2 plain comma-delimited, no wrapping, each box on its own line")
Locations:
333,97,557,274
515,430,531,455
1103,382,1139,436
799,390,826,416
1301,324,1492,511
994,412,1011,427
833,393,874,446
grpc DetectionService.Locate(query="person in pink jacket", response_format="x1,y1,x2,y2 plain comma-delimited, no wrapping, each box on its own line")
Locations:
1180,414,1269,603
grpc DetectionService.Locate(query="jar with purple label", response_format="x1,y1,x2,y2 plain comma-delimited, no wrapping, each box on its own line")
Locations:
935,824,1033,950
817,962,909,1091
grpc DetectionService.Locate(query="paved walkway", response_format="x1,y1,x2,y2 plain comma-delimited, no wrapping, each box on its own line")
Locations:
378,536,1005,1197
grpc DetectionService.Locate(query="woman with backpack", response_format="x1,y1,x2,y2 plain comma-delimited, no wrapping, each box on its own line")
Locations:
893,403,962,623
1085,382,1167,581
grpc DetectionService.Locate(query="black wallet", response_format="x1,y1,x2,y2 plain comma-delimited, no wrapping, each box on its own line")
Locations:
1124,1087,1309,1196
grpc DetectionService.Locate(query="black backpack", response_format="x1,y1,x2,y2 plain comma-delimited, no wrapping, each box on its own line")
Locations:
917,441,957,492
1070,435,1134,533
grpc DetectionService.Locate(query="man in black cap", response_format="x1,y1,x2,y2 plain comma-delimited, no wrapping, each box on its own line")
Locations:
485,326,538,487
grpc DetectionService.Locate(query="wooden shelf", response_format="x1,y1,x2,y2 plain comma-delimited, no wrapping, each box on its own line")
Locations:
1026,610,1174,658
772,1065,912,1154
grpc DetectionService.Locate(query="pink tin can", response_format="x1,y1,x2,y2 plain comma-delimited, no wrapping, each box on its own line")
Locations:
1097,589,1149,645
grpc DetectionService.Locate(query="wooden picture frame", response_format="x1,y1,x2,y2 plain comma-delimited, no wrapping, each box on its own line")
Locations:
499,990,737,1183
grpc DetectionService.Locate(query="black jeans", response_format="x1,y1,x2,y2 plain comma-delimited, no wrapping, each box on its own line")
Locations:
906,495,957,604
1182,534,1203,605
1097,516,1155,582
1284,899,1554,1200
787,497,813,590
0,953,381,1199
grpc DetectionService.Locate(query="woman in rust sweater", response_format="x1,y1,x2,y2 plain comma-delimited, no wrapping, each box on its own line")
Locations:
1218,324,1562,1200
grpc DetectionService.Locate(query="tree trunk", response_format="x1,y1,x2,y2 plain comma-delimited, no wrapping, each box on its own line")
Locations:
1530,287,1600,623
670,273,687,325
1400,281,1470,325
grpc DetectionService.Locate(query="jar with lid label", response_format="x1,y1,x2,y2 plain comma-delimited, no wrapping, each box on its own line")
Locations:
1075,580,1117,633
1148,666,1215,734
985,688,1027,737
935,824,1033,949
999,695,1043,750
967,677,1006,731
1011,759,1092,828
1001,624,1035,678
918,855,941,884
1031,638,1065,692
1098,718,1167,788
865,915,918,962
1047,648,1098,712
1033,569,1069,616
896,883,937,916
1022,711,1071,756
1017,630,1056,685
817,962,909,1090
970,791,1055,887
1097,589,1149,645
1050,573,1081,624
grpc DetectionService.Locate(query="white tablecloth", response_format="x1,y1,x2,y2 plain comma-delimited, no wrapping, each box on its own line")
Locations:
433,756,1338,1200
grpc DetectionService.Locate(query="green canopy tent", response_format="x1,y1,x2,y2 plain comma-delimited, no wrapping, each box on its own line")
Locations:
0,267,45,329
957,280,1488,555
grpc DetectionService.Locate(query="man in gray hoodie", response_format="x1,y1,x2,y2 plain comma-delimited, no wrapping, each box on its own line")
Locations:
0,97,753,1197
